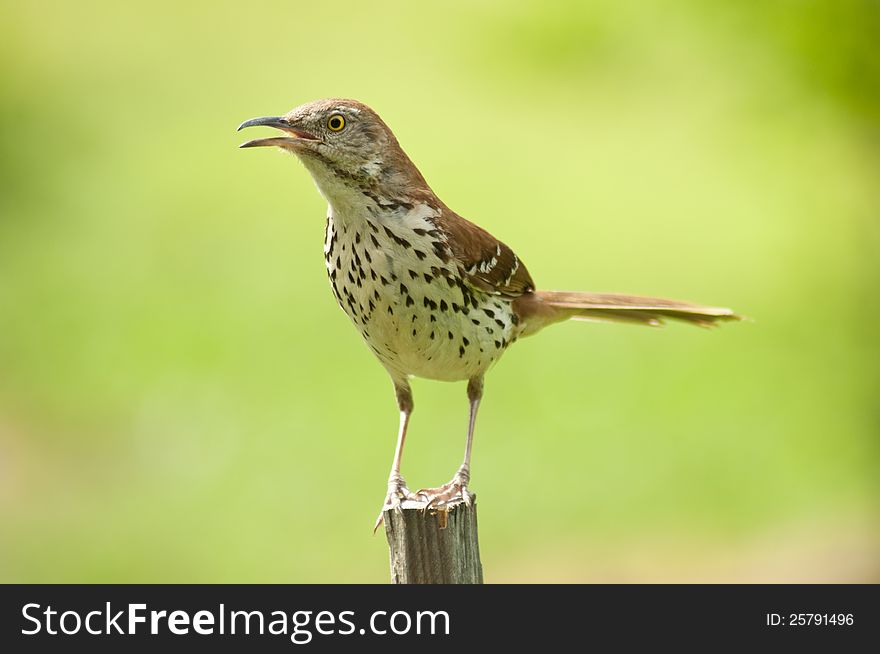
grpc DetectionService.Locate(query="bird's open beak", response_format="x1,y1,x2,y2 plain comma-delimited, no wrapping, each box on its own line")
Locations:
237,116,320,149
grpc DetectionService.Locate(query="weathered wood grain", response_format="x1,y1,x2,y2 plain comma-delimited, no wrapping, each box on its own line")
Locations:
383,497,483,584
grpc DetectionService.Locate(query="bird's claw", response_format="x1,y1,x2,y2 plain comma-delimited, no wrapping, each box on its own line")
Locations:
373,477,418,534
415,474,473,510
373,471,473,532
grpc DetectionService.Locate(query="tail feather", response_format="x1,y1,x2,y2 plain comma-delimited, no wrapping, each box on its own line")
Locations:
513,290,741,336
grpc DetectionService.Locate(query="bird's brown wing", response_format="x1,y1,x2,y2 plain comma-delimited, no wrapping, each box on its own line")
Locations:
435,211,535,299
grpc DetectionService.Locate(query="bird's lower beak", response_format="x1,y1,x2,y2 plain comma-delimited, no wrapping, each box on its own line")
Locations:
237,116,320,148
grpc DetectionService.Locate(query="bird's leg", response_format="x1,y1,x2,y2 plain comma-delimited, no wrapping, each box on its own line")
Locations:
374,380,419,532
417,376,483,508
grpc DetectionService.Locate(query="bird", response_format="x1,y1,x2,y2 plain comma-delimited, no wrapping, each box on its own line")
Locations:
237,99,739,530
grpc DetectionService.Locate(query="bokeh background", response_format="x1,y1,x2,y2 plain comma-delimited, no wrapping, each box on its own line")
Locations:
1,0,878,582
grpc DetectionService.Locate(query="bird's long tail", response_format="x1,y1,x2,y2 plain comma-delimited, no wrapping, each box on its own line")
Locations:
513,290,740,337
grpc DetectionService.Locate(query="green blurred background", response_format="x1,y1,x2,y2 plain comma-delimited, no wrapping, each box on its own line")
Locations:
1,0,878,582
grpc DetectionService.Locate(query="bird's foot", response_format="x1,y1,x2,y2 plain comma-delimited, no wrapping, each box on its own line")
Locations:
373,474,419,533
416,465,474,509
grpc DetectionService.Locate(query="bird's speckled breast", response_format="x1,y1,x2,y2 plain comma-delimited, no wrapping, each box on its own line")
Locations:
323,203,516,382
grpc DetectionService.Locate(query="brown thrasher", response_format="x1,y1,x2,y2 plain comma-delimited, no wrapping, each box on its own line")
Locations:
238,99,739,530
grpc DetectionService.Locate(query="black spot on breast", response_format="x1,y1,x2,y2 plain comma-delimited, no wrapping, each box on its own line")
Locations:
494,340,501,349
448,331,453,340
430,331,435,339
414,250,427,260
383,226,411,249
380,275,390,286
406,295,414,307
347,272,355,284
462,337,470,346
387,306,394,315
355,232,361,244
452,303,460,313
409,270,418,280
483,308,495,318
335,257,341,270
370,234,380,248
471,319,480,325
371,269,377,281
423,273,433,283
459,345,465,357
399,283,408,295
495,318,505,328
439,300,448,312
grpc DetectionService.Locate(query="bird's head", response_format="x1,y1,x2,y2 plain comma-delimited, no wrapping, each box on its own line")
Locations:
238,98,428,205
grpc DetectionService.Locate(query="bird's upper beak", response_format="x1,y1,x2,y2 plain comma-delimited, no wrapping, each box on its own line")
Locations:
237,116,320,149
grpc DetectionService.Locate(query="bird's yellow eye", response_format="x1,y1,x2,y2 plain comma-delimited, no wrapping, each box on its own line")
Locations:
327,114,345,132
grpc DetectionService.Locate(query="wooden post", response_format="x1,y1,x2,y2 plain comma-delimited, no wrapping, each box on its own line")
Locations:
383,497,483,584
